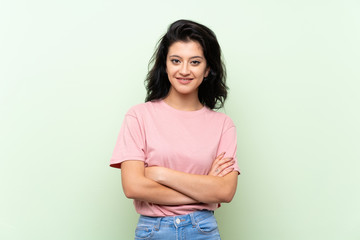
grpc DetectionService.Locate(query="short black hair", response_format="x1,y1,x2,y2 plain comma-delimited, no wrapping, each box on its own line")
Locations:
145,19,227,110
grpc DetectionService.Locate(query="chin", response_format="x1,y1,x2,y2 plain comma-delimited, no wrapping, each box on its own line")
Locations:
173,86,198,95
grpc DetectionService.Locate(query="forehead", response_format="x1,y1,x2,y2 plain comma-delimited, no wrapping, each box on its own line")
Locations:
167,41,204,57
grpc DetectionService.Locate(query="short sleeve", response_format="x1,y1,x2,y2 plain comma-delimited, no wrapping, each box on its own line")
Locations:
217,117,240,174
110,113,146,169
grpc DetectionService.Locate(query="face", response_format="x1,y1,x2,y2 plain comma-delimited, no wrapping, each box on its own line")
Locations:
166,41,209,97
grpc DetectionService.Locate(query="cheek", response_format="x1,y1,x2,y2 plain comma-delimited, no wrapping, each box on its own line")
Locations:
197,68,208,77
166,65,176,76
166,68,174,81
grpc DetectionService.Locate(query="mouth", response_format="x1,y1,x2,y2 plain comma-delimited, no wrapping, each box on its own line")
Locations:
176,77,193,84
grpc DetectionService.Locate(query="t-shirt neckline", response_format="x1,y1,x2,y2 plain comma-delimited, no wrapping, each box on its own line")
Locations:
159,99,208,115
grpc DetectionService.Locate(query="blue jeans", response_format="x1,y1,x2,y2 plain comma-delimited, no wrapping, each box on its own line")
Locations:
135,210,221,240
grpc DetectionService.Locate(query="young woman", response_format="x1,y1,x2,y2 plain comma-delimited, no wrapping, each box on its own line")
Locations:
110,19,239,240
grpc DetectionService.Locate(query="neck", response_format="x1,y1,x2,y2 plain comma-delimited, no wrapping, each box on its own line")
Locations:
163,89,203,111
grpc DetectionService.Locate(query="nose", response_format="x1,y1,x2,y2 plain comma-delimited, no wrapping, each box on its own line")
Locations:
179,63,190,75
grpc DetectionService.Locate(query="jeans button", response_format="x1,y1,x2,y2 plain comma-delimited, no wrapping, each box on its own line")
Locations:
176,218,180,224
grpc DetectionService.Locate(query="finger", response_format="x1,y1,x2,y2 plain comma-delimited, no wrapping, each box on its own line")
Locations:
210,153,226,169
209,166,224,177
210,158,233,175
209,153,229,176
219,167,234,177
213,152,226,163
216,160,235,175
216,157,234,168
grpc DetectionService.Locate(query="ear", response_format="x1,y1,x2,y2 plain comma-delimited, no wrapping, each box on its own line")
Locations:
205,67,210,77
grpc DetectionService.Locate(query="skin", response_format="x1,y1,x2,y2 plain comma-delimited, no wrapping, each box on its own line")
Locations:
121,154,235,205
121,40,238,205
164,40,210,110
144,156,238,203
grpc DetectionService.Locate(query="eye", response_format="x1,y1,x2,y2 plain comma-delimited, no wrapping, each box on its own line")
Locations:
191,60,201,65
171,59,181,64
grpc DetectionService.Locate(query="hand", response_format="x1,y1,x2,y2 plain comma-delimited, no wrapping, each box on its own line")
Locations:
208,152,234,177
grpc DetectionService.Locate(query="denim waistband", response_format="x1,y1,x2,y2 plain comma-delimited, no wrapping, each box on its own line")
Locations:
139,210,214,229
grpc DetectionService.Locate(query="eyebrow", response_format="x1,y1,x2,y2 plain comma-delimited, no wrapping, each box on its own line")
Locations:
169,55,204,59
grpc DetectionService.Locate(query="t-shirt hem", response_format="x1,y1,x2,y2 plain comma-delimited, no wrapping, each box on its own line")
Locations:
109,157,145,169
136,206,219,217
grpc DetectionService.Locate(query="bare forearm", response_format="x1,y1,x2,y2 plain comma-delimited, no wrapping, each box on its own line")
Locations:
123,176,198,205
121,161,198,205
151,168,238,203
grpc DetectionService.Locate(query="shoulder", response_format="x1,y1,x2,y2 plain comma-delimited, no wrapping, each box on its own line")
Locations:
125,100,161,118
205,108,236,129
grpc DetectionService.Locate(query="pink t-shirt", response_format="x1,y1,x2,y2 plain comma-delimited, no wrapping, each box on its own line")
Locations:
110,100,239,216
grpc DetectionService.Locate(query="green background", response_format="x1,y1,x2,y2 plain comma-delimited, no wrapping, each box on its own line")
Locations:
1,0,359,239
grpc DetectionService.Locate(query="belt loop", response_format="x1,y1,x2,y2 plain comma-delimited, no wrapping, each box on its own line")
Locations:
190,212,196,227
154,217,161,231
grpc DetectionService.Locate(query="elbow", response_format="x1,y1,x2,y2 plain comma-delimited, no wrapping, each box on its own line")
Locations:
205,192,234,204
203,180,237,203
123,186,135,199
122,174,149,200
122,184,141,200
218,173,238,203
201,190,236,204
221,193,235,203
219,188,237,203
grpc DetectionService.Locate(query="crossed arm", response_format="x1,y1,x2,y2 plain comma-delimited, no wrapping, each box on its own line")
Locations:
121,153,238,205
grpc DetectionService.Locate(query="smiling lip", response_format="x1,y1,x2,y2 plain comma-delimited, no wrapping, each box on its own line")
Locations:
176,77,193,84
